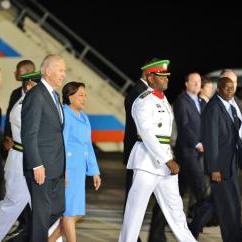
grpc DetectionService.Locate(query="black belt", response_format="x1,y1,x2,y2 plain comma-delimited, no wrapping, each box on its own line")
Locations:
13,141,23,152
137,135,171,144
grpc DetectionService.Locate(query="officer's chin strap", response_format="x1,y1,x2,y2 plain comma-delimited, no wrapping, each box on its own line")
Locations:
152,89,164,99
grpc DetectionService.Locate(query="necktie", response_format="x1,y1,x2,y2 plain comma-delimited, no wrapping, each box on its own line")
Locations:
230,104,241,131
52,90,62,122
194,97,201,113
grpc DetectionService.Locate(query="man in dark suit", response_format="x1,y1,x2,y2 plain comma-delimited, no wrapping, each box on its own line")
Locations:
202,77,242,242
173,72,208,205
123,72,148,202
21,54,66,242
123,58,167,242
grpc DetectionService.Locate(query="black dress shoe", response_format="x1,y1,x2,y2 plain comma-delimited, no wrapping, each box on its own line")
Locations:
4,223,30,242
3,228,24,242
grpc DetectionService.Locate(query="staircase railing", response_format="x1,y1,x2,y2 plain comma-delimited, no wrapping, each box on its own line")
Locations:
10,0,135,94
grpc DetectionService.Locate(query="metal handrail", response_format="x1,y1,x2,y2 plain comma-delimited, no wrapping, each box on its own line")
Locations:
10,0,135,94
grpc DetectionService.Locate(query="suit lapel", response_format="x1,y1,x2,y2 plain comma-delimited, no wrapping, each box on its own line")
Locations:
39,82,62,126
216,96,236,128
184,92,201,115
199,98,207,113
138,80,148,92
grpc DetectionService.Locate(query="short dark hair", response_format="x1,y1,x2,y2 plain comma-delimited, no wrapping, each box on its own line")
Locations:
16,60,35,71
217,77,233,89
62,81,85,105
185,72,200,83
201,76,213,88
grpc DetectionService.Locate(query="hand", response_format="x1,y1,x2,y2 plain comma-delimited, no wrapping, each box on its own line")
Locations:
33,166,45,185
93,175,101,191
211,172,222,183
3,136,14,151
166,160,180,175
196,143,204,153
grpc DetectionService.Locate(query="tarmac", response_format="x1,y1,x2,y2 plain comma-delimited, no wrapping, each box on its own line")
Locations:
77,156,222,242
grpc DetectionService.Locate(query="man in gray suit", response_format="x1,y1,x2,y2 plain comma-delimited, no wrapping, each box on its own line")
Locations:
21,54,66,242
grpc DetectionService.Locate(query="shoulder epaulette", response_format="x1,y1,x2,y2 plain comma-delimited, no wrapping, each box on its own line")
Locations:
139,90,152,99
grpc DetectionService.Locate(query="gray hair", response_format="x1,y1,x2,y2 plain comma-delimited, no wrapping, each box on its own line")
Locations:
40,54,64,75
220,69,237,77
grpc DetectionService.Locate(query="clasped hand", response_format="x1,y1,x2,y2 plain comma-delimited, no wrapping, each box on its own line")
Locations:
166,160,179,175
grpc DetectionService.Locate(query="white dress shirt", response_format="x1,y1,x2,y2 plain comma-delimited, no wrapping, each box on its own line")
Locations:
230,97,242,138
41,78,63,122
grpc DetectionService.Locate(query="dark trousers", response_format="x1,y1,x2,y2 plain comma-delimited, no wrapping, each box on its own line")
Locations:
26,176,65,242
178,153,209,204
124,169,133,209
189,195,216,239
147,201,167,242
124,169,167,242
211,172,242,242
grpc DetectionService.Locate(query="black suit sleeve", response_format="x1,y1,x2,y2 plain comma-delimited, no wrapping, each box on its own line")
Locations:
21,89,43,169
174,99,199,148
0,108,2,129
123,82,148,164
202,104,220,173
123,94,134,164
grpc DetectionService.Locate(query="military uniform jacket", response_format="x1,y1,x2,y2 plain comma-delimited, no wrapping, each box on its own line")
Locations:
127,90,174,176
4,95,24,174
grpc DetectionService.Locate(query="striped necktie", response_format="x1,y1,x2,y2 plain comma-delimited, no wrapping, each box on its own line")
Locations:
230,104,241,131
52,90,62,122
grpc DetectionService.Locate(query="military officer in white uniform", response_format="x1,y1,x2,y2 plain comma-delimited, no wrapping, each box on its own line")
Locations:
119,59,196,242
0,71,41,240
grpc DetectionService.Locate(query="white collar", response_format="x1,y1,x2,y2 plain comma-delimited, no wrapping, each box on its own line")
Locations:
41,78,55,94
186,91,198,101
217,95,231,110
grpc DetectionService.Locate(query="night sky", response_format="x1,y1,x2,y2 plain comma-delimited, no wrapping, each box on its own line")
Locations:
37,1,242,102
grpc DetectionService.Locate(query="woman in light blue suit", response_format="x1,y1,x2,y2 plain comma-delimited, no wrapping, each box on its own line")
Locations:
49,82,101,242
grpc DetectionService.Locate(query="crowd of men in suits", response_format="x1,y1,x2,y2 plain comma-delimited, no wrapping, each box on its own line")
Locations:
123,60,242,242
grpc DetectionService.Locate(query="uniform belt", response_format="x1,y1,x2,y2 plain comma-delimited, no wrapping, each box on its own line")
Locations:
137,135,171,144
13,141,23,152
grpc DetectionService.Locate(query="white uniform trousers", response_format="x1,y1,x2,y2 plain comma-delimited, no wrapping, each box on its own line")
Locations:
0,170,31,241
119,170,197,242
